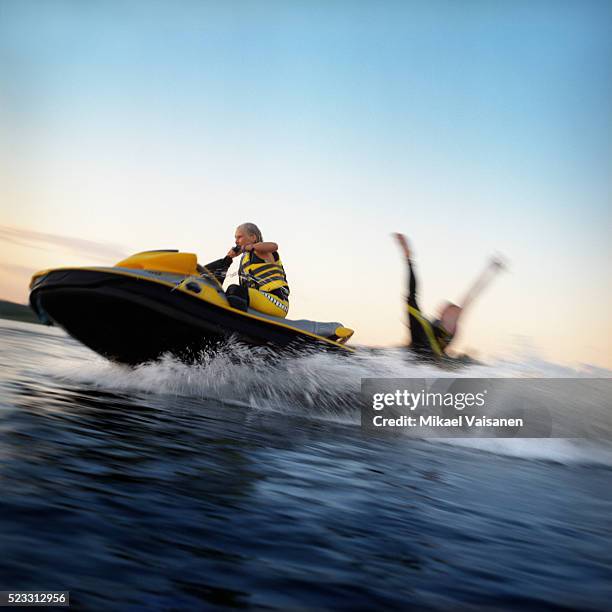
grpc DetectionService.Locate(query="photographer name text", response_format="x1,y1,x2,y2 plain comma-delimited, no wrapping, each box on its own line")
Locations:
373,414,524,428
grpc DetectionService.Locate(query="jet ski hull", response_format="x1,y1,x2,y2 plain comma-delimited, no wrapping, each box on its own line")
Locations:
30,267,353,364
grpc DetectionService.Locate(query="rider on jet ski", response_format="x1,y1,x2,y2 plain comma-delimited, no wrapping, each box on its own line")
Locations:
203,223,290,318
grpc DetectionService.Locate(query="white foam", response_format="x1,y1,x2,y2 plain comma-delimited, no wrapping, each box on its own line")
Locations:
435,438,612,467
43,341,612,467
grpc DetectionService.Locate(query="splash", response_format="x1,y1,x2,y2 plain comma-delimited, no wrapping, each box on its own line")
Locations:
43,337,612,467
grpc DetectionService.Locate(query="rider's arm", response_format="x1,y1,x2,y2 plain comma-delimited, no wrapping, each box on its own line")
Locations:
249,242,278,256
393,233,420,310
201,256,233,280
406,259,420,310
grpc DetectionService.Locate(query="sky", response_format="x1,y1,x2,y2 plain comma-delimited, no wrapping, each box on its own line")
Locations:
1,0,611,368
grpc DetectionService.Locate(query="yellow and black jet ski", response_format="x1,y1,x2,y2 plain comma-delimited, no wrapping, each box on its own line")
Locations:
29,250,354,365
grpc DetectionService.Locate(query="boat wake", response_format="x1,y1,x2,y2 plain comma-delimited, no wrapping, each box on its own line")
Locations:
43,337,612,469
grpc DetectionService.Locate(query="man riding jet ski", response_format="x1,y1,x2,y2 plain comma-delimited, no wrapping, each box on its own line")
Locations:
202,222,290,318
29,237,354,365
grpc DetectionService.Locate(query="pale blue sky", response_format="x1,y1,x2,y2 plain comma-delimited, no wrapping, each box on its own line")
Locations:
1,0,611,365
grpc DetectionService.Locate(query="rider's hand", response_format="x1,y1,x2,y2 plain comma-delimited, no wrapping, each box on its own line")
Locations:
393,233,411,260
490,255,507,271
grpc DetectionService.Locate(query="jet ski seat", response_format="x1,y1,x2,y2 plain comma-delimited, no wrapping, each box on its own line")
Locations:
246,309,354,343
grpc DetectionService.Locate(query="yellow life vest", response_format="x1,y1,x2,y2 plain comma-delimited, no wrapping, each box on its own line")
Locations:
407,306,454,357
239,251,290,298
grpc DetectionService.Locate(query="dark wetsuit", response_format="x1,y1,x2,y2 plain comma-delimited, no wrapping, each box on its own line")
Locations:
406,259,452,358
200,254,288,313
200,256,249,309
201,254,288,298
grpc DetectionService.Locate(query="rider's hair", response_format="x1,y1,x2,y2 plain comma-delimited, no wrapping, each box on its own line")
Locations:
238,222,263,243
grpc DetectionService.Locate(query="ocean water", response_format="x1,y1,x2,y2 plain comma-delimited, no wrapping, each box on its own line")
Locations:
0,319,610,610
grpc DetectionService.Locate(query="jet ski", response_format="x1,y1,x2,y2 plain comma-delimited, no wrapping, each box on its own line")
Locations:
29,250,354,365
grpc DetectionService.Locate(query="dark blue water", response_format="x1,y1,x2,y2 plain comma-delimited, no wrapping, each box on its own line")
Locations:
1,320,611,610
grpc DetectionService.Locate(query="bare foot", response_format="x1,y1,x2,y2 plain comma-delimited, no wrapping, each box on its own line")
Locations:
393,233,411,259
